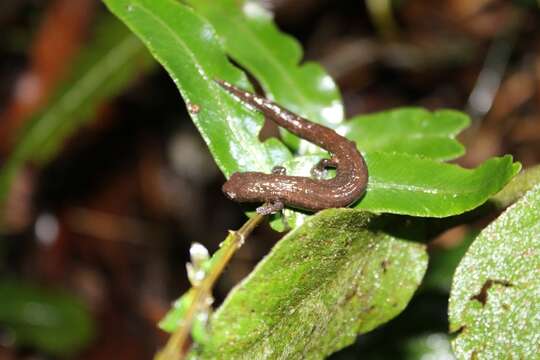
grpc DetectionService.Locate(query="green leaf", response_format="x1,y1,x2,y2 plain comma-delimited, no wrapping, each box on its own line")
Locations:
271,153,519,225
104,0,520,225
159,289,195,332
340,108,469,160
358,153,520,217
188,0,344,151
191,209,428,359
103,0,521,243
103,0,292,179
448,184,540,359
0,15,154,205
0,279,94,356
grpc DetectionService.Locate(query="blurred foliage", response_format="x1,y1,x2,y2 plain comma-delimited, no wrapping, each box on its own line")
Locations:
402,333,454,360
0,279,94,356
512,0,540,8
0,14,154,209
423,232,477,293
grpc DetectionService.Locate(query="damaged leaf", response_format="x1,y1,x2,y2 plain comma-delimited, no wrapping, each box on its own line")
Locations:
449,184,540,359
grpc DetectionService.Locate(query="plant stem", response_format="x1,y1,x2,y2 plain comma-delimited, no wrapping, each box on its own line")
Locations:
365,0,399,40
155,210,267,360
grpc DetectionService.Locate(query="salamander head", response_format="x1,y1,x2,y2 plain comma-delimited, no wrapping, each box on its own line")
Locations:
222,183,237,200
222,172,243,200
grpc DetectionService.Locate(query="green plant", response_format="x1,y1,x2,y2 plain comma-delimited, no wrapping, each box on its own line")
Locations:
2,0,537,359
0,279,95,357
100,0,540,359
0,14,154,209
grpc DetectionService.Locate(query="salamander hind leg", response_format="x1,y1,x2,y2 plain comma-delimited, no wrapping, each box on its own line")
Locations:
311,158,337,179
256,199,284,215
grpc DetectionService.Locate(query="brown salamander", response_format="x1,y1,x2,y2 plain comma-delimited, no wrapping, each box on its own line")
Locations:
216,79,368,215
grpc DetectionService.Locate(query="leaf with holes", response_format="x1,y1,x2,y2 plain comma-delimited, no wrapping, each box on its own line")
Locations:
449,184,540,359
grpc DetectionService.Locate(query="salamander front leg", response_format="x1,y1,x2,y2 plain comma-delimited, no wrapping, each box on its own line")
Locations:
255,166,287,215
271,165,287,175
256,199,284,215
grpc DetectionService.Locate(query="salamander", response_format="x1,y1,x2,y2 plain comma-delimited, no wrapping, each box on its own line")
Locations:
216,79,368,215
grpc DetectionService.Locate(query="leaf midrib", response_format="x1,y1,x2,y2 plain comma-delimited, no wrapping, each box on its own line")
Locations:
133,1,272,172
222,9,338,124
368,179,493,196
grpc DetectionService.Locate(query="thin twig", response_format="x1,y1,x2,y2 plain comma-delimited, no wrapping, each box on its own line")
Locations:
155,209,267,360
